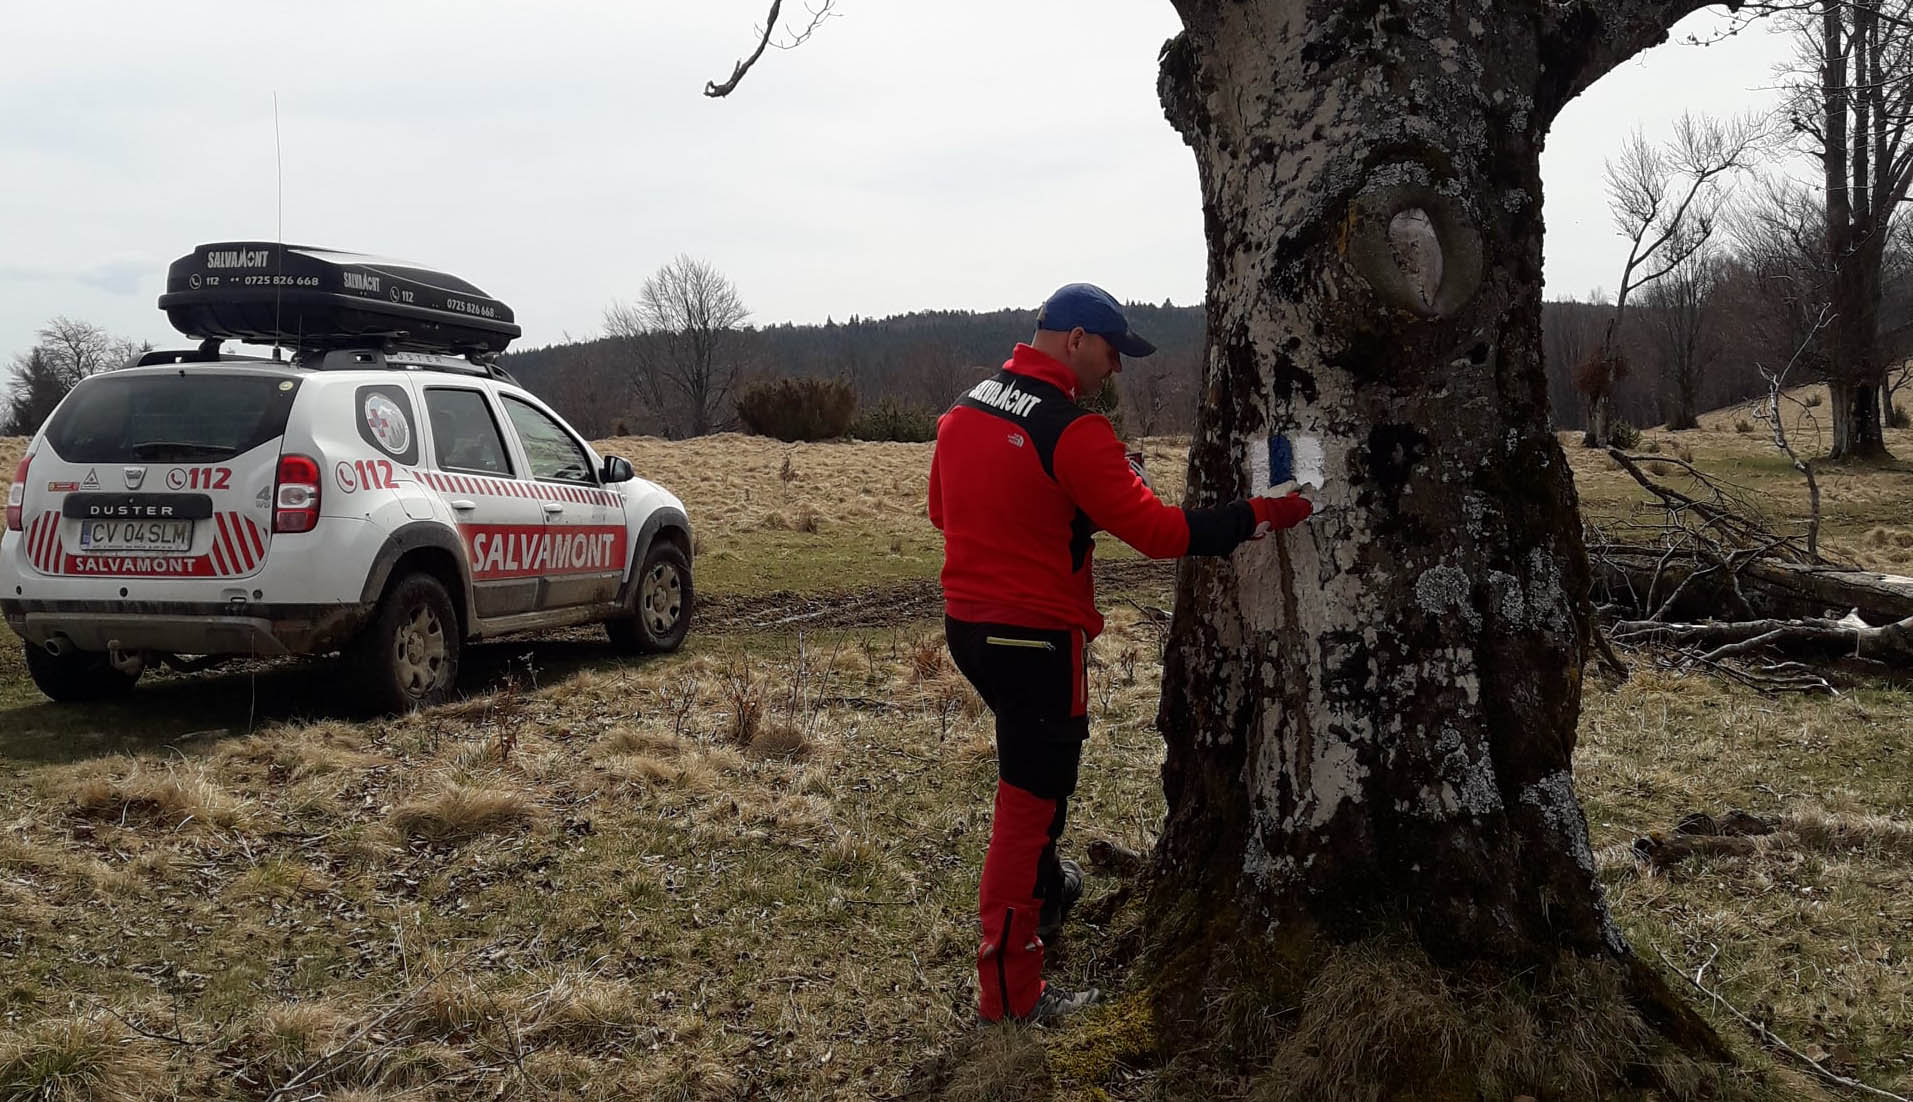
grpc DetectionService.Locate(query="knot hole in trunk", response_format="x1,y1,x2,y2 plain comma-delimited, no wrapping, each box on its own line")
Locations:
1345,184,1482,320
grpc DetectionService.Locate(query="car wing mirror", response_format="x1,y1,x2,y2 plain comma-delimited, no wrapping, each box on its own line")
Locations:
602,455,635,484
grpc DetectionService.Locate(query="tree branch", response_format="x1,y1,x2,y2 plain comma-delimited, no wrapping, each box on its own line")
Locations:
705,1,837,98
1539,1,1745,121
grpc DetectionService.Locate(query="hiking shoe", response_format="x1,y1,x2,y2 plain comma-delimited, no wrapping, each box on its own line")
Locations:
1021,984,1102,1026
1036,859,1083,944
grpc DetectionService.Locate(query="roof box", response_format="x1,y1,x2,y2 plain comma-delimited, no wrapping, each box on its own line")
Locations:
157,242,522,355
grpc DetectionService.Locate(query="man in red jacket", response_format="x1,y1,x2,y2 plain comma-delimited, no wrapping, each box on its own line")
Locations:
928,283,1314,1025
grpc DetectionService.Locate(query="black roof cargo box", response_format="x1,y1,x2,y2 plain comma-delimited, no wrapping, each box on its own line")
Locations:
158,242,522,355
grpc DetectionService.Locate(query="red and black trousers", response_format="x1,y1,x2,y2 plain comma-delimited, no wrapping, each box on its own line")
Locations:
945,615,1088,1021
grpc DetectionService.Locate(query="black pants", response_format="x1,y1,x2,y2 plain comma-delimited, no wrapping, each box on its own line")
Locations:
946,616,1088,1017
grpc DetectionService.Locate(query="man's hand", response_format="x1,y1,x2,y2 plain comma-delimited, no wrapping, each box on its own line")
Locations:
1126,450,1154,493
1248,492,1313,538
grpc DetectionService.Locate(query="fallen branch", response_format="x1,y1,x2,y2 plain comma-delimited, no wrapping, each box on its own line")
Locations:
1657,946,1912,1102
1611,614,1913,665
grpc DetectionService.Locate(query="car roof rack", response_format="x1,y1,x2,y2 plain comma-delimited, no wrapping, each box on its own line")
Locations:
157,241,522,357
135,340,518,384
302,347,519,383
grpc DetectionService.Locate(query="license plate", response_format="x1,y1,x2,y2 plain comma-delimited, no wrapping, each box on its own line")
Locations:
78,520,194,552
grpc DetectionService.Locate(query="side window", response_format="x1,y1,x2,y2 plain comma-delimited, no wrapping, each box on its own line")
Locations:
502,396,596,485
424,388,512,477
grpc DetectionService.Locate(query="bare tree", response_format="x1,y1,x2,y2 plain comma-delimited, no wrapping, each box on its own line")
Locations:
719,1,1758,1092
4,317,143,435
1582,115,1764,446
604,255,751,438
1734,174,1836,383
1770,0,1913,458
1641,228,1729,429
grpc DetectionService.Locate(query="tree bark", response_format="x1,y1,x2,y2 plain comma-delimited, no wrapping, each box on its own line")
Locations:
1585,391,1615,447
1829,377,1889,459
1147,0,1735,1085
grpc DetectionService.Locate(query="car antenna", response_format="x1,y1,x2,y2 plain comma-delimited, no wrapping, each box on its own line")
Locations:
272,91,285,363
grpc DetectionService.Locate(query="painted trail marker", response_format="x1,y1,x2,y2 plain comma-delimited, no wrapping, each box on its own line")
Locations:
1251,433,1325,495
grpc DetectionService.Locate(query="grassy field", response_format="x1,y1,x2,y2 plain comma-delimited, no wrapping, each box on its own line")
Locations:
0,407,1909,1099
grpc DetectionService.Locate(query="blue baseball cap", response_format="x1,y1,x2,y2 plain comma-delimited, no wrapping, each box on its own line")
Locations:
1036,283,1157,358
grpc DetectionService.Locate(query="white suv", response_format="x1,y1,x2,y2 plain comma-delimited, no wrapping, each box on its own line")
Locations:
1,243,692,711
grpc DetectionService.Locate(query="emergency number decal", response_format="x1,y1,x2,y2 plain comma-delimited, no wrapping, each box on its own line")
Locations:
354,385,421,466
165,466,232,491
335,459,401,493
459,524,626,580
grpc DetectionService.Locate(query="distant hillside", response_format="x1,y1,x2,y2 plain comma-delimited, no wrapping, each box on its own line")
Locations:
500,303,1209,439
502,299,1783,440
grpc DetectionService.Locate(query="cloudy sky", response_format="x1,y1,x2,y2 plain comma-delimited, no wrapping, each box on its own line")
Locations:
1,2,1802,364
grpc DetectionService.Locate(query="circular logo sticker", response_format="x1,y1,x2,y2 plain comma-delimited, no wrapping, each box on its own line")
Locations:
363,394,412,456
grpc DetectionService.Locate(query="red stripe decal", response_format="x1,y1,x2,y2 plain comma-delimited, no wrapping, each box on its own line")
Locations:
240,515,258,570
232,515,254,572
231,514,255,571
246,516,266,559
210,516,232,575
216,514,236,572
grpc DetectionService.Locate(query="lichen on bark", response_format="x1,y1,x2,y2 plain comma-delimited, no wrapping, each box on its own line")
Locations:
1147,0,1744,1089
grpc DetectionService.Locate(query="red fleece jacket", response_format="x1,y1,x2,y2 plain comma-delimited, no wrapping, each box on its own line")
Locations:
928,345,1254,639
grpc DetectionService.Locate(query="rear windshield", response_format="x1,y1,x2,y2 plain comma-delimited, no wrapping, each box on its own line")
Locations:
44,373,301,463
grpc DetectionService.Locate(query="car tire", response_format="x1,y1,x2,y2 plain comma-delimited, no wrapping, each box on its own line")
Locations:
22,644,140,703
348,572,461,713
607,540,692,653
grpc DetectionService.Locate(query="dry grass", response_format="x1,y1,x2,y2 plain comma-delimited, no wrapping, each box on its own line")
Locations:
1568,386,1913,572
0,1013,167,1101
67,758,257,831
388,782,537,842
0,400,1908,1097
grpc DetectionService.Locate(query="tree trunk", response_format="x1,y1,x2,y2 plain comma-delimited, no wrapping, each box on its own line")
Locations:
1583,392,1613,447
1829,378,1889,460
1668,362,1700,431
1146,1,1730,1091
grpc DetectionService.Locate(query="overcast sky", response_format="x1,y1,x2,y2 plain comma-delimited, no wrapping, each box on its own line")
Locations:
1,2,1800,364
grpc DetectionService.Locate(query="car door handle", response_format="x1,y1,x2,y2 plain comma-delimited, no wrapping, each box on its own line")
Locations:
451,499,477,511
542,503,565,515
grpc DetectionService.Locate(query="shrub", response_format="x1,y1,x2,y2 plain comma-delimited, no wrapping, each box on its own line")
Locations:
734,376,856,442
1888,402,1910,429
1805,392,1824,408
1608,420,1641,449
1735,419,1753,434
849,399,939,442
1083,377,1126,438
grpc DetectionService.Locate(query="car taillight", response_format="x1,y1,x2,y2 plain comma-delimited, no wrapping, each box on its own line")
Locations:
274,454,321,534
5,454,27,532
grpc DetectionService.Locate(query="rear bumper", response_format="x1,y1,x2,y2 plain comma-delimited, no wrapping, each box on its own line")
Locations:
1,599,373,657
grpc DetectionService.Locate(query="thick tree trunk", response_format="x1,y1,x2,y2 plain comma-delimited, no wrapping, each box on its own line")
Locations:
1829,378,1889,460
1144,0,1732,1089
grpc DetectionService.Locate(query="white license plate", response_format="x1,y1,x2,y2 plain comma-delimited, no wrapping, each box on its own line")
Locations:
78,520,194,552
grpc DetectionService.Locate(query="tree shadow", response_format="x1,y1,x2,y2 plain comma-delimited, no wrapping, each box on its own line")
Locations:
0,634,674,765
